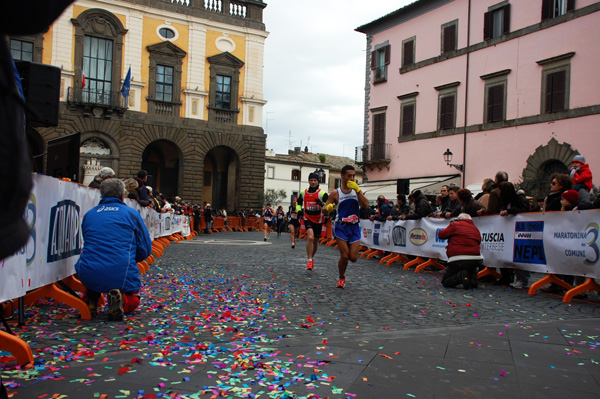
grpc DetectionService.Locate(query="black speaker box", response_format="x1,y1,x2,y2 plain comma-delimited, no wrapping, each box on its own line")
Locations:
397,178,410,195
15,61,61,127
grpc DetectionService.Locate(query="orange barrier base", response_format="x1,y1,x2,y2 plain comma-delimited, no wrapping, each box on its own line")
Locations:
527,273,573,296
403,256,424,271
61,275,86,292
380,252,396,265
415,258,445,273
386,253,411,267
0,330,33,367
477,266,502,280
23,283,91,320
564,277,600,303
366,250,384,260
360,248,377,259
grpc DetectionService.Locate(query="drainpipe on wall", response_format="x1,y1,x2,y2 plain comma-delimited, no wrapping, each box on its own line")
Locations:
462,0,472,187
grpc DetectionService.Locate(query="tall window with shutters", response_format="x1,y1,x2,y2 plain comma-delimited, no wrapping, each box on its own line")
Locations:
439,95,456,130
371,44,390,83
402,37,415,68
541,0,575,20
544,70,567,113
441,20,457,54
401,101,416,137
481,69,509,124
372,112,386,160
484,3,511,40
486,84,505,122
538,52,572,115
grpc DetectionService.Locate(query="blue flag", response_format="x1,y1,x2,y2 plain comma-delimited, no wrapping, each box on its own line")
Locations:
120,66,131,99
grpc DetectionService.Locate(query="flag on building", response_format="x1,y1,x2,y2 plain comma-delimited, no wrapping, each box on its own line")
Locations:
121,66,131,99
81,70,86,88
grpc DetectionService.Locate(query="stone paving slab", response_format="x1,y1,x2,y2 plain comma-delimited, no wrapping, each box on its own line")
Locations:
2,231,599,398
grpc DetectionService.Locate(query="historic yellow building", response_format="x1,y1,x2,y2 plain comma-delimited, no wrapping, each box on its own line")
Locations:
11,0,268,210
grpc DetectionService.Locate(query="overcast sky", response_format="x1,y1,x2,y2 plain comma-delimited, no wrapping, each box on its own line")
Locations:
262,0,415,158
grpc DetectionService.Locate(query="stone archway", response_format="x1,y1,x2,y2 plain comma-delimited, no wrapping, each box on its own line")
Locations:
79,133,120,185
521,138,577,198
26,127,45,174
203,146,240,211
142,140,183,198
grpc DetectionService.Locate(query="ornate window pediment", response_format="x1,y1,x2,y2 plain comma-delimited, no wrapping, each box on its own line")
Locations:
147,41,187,116
207,52,244,124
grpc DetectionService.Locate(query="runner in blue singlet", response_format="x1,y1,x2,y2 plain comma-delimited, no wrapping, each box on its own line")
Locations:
323,165,370,288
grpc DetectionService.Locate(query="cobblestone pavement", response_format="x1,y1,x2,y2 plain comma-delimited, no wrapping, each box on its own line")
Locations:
4,231,600,399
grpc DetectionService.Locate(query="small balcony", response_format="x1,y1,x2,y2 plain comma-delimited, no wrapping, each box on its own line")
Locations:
356,143,391,171
147,98,181,117
208,106,239,124
67,87,127,118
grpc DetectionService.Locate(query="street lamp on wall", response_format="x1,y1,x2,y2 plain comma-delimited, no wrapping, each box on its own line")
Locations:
443,148,464,172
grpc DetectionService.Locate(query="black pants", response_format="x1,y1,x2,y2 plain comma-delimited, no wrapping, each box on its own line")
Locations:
442,259,482,288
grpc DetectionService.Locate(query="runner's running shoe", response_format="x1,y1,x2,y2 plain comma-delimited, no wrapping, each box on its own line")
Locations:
307,259,314,270
336,277,345,288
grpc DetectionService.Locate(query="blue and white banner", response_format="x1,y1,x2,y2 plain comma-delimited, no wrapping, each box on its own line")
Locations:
0,174,188,302
360,210,600,278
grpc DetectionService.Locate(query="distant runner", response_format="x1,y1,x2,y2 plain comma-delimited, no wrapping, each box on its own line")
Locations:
298,172,328,270
287,197,301,248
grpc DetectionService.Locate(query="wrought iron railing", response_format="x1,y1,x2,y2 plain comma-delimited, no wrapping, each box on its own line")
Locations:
355,143,391,163
67,87,127,109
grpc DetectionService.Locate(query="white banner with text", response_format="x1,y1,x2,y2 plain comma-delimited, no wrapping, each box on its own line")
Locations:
0,174,187,302
360,210,600,278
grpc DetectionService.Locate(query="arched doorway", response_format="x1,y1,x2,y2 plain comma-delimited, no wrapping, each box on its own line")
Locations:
79,134,120,185
142,140,182,198
521,138,576,199
203,146,240,211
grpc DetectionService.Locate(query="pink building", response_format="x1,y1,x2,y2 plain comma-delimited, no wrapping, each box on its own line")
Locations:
356,0,600,199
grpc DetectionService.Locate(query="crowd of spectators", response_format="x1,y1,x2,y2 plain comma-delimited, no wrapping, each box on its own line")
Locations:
358,157,597,291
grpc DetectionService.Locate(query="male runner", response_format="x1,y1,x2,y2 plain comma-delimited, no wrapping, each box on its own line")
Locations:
287,197,301,248
323,165,369,288
298,172,328,270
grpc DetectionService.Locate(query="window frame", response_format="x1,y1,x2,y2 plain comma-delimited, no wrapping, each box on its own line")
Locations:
71,9,126,99
484,2,511,40
481,69,510,124
147,41,186,115
215,74,232,110
10,39,35,62
434,82,460,131
441,20,458,54
541,0,575,20
267,166,275,179
207,52,244,122
155,64,175,103
291,169,301,181
397,92,418,137
9,34,43,63
371,42,390,84
371,109,387,160
402,37,415,68
537,52,573,114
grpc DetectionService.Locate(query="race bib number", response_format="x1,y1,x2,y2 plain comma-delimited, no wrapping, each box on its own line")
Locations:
264,216,272,222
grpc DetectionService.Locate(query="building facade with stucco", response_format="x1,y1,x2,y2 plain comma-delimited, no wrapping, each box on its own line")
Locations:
10,0,268,210
356,0,600,198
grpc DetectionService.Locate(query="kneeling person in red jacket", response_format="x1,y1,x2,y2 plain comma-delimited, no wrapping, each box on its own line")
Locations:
437,213,483,289
76,178,153,320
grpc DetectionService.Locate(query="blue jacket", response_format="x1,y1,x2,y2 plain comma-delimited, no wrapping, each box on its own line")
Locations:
75,197,152,293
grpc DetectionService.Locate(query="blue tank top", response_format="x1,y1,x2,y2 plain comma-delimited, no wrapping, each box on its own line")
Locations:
336,188,360,224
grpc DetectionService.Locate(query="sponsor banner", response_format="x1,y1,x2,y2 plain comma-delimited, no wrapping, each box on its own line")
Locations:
360,210,600,278
0,174,189,302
